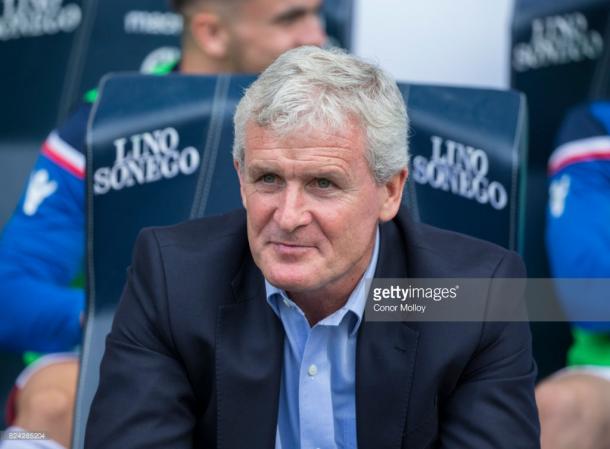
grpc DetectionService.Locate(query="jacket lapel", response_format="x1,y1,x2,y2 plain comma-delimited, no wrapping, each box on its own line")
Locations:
216,254,284,449
356,216,420,449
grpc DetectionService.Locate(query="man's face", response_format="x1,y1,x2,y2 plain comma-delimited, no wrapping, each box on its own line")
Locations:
236,120,405,299
226,0,326,73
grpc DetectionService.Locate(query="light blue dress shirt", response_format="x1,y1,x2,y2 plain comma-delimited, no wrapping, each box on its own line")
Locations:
265,228,380,449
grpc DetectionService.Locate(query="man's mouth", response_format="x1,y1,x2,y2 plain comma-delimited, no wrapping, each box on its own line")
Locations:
269,241,314,256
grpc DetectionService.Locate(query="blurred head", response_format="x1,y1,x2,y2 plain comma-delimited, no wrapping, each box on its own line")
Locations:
233,46,409,299
172,0,326,74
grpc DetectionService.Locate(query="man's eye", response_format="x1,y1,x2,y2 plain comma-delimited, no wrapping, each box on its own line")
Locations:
315,178,332,189
261,174,277,184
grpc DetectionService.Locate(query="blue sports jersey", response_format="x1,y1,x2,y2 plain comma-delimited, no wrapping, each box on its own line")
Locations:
547,101,610,334
0,103,91,352
0,61,178,353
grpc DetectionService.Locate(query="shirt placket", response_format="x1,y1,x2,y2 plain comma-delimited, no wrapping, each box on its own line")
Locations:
299,325,335,449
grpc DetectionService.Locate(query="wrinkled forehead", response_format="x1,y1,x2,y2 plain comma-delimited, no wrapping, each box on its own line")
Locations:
243,117,366,155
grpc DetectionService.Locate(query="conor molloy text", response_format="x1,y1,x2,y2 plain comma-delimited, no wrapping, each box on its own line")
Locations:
370,284,459,314
364,278,475,322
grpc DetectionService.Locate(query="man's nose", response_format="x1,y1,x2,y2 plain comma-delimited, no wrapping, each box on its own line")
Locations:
297,13,327,48
273,185,311,232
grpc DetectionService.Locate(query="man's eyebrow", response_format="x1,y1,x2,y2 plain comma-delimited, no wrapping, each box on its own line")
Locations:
246,163,278,177
245,163,348,179
271,4,321,24
294,164,351,184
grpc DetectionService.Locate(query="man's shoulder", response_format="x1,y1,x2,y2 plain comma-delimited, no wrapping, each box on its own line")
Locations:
395,208,524,277
146,208,247,250
132,209,251,301
416,219,508,257
548,102,610,177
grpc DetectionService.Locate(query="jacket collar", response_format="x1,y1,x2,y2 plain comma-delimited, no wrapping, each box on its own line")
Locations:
216,208,420,449
216,252,284,449
356,213,420,449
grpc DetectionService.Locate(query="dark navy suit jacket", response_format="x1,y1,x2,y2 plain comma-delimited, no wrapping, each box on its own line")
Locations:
85,207,540,449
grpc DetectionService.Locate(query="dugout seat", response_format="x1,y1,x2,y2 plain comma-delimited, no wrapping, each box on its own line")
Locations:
72,73,253,448
73,73,528,446
510,0,610,378
401,84,526,252
511,0,610,276
0,0,181,229
0,0,181,427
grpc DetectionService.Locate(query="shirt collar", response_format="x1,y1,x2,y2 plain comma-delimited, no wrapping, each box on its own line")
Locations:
265,227,380,336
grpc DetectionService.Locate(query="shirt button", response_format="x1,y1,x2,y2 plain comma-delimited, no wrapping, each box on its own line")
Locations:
308,364,318,377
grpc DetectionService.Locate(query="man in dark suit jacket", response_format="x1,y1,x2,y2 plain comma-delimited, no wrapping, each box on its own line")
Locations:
85,46,539,448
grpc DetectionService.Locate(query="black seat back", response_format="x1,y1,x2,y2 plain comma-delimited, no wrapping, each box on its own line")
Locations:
73,73,252,448
0,0,180,427
511,0,610,274
510,0,610,377
0,0,181,228
403,84,526,251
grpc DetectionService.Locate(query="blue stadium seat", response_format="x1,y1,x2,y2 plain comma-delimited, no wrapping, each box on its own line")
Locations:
510,0,610,377
0,0,180,428
73,73,527,446
403,84,526,252
73,73,253,448
0,0,181,228
511,0,610,276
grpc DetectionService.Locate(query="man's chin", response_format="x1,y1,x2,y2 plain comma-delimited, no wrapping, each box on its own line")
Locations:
263,269,320,293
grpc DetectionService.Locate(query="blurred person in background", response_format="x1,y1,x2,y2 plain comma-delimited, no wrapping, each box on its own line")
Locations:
537,102,610,449
0,0,325,447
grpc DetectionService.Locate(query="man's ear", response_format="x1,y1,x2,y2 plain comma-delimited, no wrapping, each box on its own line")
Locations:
234,159,247,209
190,11,230,59
378,168,408,222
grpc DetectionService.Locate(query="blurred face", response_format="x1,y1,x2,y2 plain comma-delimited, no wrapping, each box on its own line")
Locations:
226,0,326,73
236,120,405,301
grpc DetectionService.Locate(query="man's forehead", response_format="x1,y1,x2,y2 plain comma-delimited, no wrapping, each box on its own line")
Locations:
244,120,365,151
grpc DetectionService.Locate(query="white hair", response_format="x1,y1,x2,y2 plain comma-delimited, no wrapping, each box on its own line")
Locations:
232,46,409,183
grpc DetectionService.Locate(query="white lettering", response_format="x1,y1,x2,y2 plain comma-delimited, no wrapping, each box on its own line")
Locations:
94,127,201,195
140,46,181,74
549,174,571,218
93,167,111,195
23,169,57,215
412,136,509,210
0,0,82,41
124,10,182,36
512,12,603,72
